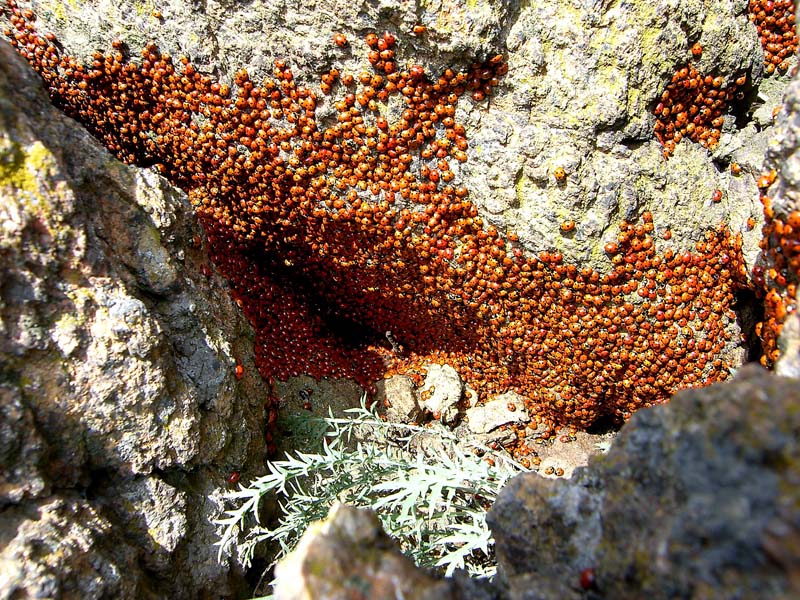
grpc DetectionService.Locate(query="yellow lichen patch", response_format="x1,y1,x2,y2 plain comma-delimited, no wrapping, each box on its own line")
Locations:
0,139,59,216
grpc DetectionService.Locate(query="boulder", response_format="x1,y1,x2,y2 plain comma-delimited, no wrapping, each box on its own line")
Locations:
0,41,266,598
488,365,800,599
273,504,494,600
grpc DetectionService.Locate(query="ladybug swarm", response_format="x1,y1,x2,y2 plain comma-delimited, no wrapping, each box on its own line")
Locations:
3,2,752,439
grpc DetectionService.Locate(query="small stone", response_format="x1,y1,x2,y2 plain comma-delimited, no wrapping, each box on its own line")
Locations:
777,296,800,379
465,391,529,434
418,363,463,425
274,504,452,600
375,375,420,423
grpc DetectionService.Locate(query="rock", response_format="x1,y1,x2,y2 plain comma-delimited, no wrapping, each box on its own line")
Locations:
777,312,800,378
526,425,616,480
375,375,421,423
28,0,764,270
466,391,529,434
760,71,800,370
0,497,138,599
273,503,494,600
419,363,463,424
1,0,798,595
488,365,800,599
0,41,265,597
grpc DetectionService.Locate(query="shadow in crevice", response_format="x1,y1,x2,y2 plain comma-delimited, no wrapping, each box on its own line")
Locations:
734,287,764,364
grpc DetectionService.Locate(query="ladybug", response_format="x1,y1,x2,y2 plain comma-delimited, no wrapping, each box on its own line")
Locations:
579,567,597,590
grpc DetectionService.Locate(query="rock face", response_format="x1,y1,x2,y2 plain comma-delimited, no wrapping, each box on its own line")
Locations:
0,41,266,598
27,0,769,272
488,365,800,600
758,72,800,371
6,0,788,433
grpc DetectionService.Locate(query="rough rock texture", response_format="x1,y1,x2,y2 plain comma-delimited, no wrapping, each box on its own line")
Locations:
776,312,800,378
465,391,529,434
2,0,799,598
375,374,422,423
763,74,800,239
0,41,266,598
15,0,791,407
27,0,769,266
419,362,464,424
273,503,495,600
488,365,800,600
760,72,800,372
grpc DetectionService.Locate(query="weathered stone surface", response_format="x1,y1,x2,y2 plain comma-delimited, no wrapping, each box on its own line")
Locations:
488,365,800,600
777,312,800,378
0,41,265,597
466,391,529,434
28,0,766,271
0,497,138,599
2,0,798,597
419,363,464,424
375,374,422,423
274,503,494,600
762,73,800,373
21,0,782,405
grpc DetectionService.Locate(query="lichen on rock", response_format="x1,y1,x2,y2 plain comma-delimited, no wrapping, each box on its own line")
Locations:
0,38,266,597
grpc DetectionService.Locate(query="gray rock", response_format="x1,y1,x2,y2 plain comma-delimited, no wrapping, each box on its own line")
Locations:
1,0,798,597
0,42,265,597
419,363,464,424
466,391,529,434
28,0,766,269
488,365,800,600
104,477,189,573
22,0,781,414
777,312,800,379
0,384,47,504
761,71,800,370
0,497,138,599
375,374,421,423
274,504,494,600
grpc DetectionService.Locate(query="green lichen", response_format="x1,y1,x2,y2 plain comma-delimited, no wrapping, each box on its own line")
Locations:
39,0,80,22
0,139,37,192
134,1,155,18
0,139,61,226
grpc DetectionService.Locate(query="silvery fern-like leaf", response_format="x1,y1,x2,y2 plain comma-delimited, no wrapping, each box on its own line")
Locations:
214,394,526,587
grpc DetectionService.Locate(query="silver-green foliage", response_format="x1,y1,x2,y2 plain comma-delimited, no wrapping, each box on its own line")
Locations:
214,399,527,579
